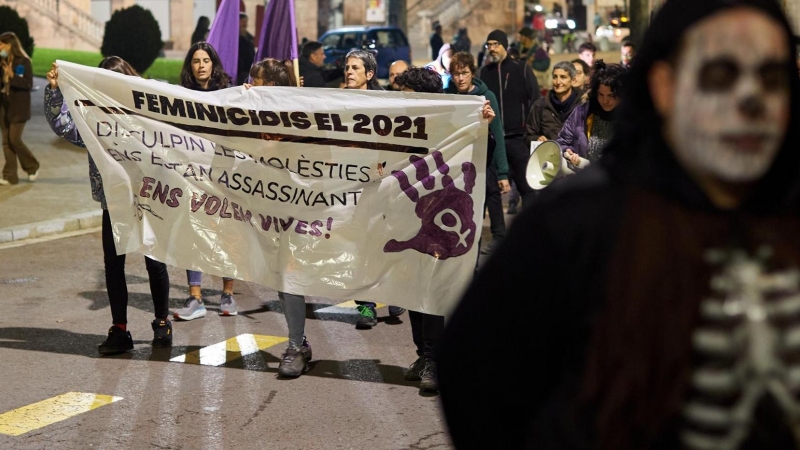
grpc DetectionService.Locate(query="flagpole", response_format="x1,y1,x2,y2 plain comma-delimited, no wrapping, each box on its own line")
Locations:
293,59,300,86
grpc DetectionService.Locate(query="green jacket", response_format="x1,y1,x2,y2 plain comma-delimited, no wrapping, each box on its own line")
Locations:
445,78,509,181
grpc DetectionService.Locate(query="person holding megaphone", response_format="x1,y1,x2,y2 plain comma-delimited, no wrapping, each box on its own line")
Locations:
556,60,627,168
525,61,584,146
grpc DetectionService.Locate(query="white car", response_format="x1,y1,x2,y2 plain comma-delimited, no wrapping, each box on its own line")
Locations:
545,16,576,31
595,25,630,44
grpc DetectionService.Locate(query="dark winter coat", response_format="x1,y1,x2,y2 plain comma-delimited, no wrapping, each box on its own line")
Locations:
299,57,340,88
0,57,32,123
445,77,509,180
478,56,540,137
525,88,582,145
555,100,590,157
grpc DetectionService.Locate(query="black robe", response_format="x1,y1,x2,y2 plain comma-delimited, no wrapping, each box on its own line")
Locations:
437,1,800,449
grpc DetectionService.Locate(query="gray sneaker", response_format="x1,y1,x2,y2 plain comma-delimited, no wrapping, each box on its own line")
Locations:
278,339,312,378
219,293,238,316
173,296,207,321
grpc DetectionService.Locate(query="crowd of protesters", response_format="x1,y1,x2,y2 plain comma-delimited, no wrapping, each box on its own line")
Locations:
17,1,799,445
26,20,631,391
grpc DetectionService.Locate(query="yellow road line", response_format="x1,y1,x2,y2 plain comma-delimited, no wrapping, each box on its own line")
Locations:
0,392,122,436
170,334,288,366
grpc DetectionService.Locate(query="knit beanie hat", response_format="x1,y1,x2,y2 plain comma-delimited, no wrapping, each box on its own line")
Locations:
486,29,508,50
519,27,535,39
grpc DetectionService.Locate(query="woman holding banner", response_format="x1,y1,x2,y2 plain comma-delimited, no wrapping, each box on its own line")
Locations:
44,58,172,354
173,42,239,320
393,66,497,394
244,58,312,378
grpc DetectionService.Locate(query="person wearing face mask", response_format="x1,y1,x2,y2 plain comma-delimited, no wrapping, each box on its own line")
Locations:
525,61,583,146
556,60,627,166
445,51,510,262
439,1,800,449
0,32,39,186
173,42,240,321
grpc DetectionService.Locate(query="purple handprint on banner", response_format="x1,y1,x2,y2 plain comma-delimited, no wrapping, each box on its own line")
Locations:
383,150,477,259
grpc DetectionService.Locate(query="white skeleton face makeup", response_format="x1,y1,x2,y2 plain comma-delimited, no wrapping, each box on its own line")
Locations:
667,8,790,183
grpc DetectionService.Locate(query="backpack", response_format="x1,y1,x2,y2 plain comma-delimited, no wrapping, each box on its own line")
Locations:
528,44,551,73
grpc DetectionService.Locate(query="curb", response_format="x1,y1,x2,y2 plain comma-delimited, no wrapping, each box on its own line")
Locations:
0,210,103,244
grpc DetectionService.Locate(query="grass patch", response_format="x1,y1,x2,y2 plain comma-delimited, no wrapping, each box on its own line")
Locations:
32,48,183,84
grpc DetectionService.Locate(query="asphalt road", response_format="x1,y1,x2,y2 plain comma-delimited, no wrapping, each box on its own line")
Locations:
0,73,523,450
0,231,456,449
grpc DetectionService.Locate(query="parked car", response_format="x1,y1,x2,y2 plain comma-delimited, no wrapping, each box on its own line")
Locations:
318,26,411,80
595,24,631,51
595,24,631,44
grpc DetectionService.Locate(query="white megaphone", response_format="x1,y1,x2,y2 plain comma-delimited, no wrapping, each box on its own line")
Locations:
526,140,590,190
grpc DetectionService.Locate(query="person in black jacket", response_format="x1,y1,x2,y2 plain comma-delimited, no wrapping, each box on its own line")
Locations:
430,21,444,61
478,29,540,215
237,13,256,85
439,0,800,449
298,41,340,88
525,60,582,145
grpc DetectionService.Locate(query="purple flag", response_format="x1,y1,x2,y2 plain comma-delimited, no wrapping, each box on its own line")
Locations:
255,0,298,62
206,0,240,82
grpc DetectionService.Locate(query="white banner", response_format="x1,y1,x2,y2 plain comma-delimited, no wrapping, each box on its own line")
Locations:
57,61,488,315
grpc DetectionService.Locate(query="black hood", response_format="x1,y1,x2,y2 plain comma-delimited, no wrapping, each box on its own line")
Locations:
600,0,800,215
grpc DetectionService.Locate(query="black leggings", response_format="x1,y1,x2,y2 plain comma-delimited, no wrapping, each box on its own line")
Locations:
102,210,170,324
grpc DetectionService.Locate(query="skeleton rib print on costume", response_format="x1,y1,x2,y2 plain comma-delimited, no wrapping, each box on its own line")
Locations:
682,247,800,449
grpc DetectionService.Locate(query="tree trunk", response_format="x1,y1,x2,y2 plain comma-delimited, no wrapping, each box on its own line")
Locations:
628,0,651,45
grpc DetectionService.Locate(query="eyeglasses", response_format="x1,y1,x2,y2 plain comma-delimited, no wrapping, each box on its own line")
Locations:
485,42,502,49
451,71,472,79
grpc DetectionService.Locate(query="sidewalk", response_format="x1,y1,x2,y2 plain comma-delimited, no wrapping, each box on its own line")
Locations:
0,77,102,243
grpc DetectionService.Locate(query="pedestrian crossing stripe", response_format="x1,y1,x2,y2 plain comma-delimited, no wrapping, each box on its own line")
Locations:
315,300,387,314
170,333,288,366
0,392,122,436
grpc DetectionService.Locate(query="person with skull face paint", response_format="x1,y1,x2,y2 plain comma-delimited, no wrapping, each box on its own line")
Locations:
438,0,800,449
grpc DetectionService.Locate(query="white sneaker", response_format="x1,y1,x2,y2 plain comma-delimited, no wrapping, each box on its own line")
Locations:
28,170,39,182
0,178,9,186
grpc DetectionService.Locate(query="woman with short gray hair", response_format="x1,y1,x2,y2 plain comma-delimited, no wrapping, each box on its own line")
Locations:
343,50,382,90
525,60,582,145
